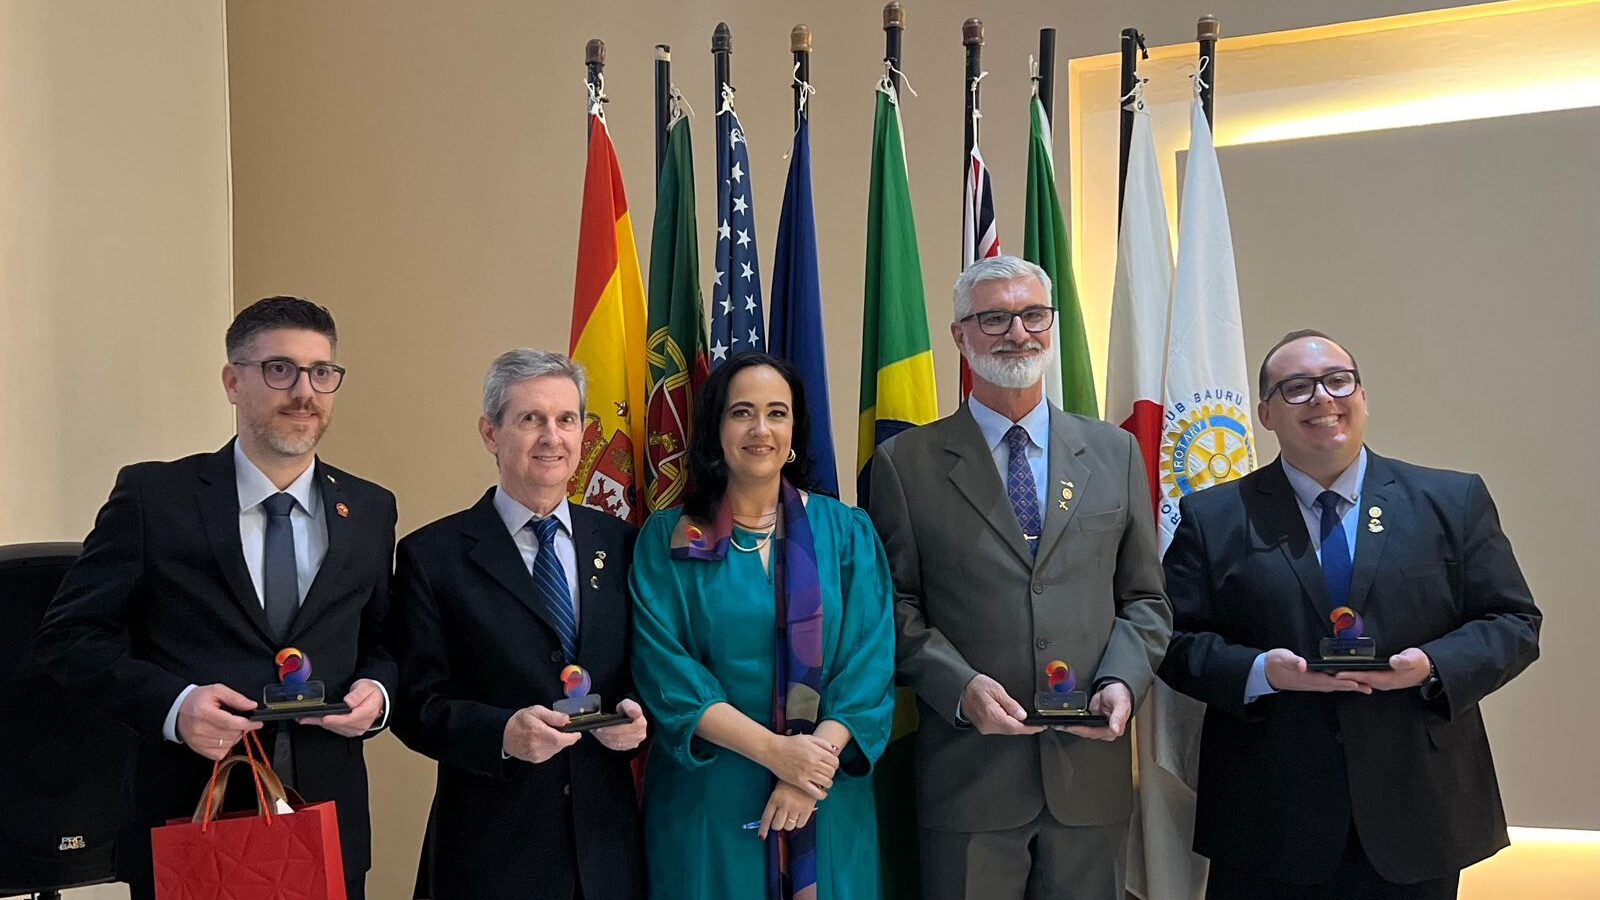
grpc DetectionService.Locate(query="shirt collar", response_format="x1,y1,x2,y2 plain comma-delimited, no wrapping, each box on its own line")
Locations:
493,486,572,537
1281,446,1367,510
967,394,1051,454
234,440,320,516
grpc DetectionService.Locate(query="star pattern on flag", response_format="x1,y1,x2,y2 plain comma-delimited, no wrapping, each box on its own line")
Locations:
711,99,764,367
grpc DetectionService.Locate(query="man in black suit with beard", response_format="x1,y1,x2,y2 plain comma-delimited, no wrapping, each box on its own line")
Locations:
1158,329,1541,899
35,297,397,899
391,348,647,900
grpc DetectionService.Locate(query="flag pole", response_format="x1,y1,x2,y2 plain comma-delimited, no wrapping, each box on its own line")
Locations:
883,2,904,96
1198,15,1219,127
712,22,732,126
1117,27,1139,226
792,25,812,130
962,18,983,212
585,38,605,141
655,43,671,184
1037,27,1056,124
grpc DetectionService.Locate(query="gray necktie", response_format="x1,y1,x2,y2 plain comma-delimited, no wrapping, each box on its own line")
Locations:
262,492,299,641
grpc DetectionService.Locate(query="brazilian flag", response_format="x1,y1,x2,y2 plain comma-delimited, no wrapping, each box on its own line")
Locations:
859,76,937,900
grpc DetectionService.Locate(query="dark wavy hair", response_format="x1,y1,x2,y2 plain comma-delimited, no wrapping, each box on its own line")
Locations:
683,353,818,519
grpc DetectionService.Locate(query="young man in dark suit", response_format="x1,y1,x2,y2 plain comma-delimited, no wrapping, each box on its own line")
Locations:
1159,329,1542,899
391,349,647,900
35,297,397,899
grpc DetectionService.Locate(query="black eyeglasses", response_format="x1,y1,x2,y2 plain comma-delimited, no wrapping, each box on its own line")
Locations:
1264,368,1360,405
959,305,1055,336
231,358,346,393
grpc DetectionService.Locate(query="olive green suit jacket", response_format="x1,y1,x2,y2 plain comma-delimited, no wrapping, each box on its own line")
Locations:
869,404,1171,832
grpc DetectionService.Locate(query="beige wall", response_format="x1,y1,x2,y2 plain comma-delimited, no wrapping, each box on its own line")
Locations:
0,0,235,543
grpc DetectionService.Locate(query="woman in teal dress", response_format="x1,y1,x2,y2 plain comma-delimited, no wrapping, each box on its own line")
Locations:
630,353,896,900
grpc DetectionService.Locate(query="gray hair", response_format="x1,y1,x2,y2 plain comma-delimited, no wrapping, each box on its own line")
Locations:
952,255,1053,321
482,348,588,426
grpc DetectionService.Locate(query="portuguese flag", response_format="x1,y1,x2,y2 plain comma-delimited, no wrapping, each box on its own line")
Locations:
569,112,648,525
644,114,709,513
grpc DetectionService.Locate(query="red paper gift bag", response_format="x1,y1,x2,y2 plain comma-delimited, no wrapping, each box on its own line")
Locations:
151,732,346,900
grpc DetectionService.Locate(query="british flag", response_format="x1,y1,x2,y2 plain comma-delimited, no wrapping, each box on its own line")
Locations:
710,86,764,367
960,143,1002,397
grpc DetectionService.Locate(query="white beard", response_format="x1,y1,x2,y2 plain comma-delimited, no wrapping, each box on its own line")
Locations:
967,341,1051,390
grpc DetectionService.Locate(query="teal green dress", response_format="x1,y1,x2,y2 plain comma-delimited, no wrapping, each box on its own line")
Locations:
630,495,896,900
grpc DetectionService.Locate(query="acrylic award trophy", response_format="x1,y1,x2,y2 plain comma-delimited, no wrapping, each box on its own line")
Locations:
1306,606,1391,672
1023,660,1109,727
553,665,630,733
249,648,351,722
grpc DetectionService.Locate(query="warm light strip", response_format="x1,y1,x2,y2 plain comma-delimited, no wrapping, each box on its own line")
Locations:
1225,78,1600,146
1508,826,1600,846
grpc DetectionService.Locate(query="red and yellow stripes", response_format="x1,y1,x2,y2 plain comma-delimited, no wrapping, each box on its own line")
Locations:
569,114,648,524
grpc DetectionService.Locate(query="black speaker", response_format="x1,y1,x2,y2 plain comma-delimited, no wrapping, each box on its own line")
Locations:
0,542,133,895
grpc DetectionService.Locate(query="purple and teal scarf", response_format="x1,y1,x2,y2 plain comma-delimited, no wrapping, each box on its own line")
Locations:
671,479,824,900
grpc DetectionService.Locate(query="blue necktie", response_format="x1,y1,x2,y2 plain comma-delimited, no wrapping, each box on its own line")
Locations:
1317,490,1352,610
529,517,578,662
262,492,299,641
1006,426,1043,557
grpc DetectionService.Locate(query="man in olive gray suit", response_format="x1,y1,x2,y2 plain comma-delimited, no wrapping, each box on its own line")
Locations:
869,256,1171,900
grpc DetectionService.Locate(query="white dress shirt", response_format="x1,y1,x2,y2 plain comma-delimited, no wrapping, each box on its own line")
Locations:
163,443,388,741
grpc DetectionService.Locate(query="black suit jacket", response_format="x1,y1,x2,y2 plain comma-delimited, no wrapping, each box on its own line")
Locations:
391,490,643,900
1158,451,1541,884
33,441,398,888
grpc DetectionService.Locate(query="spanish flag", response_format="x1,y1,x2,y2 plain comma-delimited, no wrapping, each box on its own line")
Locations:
569,112,648,525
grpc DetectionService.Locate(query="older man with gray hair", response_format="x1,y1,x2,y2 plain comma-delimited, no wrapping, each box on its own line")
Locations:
868,256,1172,899
391,348,647,900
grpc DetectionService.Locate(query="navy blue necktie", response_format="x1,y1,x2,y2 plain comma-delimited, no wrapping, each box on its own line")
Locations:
1317,490,1352,610
529,517,578,662
261,492,299,641
1006,426,1043,557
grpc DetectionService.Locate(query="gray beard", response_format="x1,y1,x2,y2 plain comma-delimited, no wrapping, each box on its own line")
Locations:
245,414,325,458
967,347,1051,390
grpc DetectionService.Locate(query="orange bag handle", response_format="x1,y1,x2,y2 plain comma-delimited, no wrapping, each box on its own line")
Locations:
193,732,291,829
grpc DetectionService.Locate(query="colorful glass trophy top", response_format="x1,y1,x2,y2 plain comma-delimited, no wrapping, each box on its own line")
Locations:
552,664,630,733
251,648,352,722
1309,605,1388,671
1027,660,1108,726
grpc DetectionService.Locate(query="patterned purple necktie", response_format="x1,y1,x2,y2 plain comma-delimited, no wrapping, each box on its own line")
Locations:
1006,425,1043,557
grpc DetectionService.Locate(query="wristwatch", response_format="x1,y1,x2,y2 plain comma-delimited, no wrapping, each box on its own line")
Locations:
1419,660,1444,700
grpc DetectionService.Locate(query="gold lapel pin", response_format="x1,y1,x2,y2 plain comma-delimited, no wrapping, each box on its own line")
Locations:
593,553,605,570
325,473,337,484
1368,506,1383,519
596,550,607,560
1059,480,1074,511
590,575,599,589
336,502,350,518
1368,519,1384,533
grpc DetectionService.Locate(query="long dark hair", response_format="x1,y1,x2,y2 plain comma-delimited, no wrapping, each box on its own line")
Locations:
683,353,816,520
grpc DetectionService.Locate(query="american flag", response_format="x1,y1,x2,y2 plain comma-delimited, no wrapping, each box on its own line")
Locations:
960,143,1001,397
710,87,764,367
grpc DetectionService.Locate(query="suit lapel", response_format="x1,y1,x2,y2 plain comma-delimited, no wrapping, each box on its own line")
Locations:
944,407,1033,568
463,490,571,645
1346,451,1394,611
1250,460,1335,622
1034,409,1091,571
288,462,352,639
571,504,603,661
195,442,276,644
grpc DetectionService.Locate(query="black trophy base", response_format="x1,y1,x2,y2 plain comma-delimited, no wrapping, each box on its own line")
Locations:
248,701,351,722
558,711,633,733
1027,691,1107,727
1305,660,1393,672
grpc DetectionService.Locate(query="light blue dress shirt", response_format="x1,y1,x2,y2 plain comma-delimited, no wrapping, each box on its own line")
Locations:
164,444,388,741
966,394,1051,522
1243,448,1368,703
492,487,580,630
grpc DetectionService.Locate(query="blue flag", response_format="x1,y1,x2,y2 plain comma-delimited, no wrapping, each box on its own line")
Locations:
769,114,839,495
710,87,764,366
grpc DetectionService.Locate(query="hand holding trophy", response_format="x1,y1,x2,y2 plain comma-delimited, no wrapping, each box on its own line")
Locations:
552,664,631,733
248,648,352,722
1023,660,1109,727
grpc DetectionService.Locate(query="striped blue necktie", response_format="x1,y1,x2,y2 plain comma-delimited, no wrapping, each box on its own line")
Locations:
528,516,577,662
